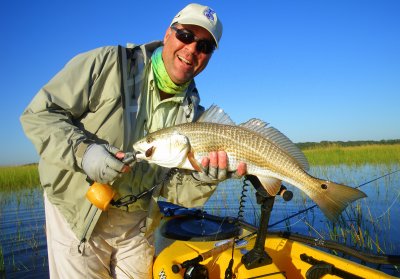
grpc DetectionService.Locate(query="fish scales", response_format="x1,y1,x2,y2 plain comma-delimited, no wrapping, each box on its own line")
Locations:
173,122,316,197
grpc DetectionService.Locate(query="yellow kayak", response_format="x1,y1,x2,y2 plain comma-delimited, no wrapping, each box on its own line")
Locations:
154,226,397,279
153,199,399,279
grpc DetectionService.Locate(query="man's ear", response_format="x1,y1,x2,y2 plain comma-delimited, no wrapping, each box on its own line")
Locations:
163,27,172,44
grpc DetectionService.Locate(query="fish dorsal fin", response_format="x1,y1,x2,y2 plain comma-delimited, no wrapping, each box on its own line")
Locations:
240,118,309,171
197,105,236,125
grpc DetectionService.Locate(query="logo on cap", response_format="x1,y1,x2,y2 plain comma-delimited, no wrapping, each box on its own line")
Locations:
203,8,216,22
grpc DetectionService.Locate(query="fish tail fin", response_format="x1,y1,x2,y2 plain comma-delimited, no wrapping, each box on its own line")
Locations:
312,179,367,221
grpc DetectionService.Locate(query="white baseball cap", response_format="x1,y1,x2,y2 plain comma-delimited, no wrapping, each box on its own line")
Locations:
170,3,223,48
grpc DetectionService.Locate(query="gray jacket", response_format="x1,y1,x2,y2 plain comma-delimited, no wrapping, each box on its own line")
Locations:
20,41,216,243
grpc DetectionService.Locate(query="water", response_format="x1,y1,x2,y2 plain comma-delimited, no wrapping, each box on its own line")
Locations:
203,164,400,276
1,164,399,278
0,189,48,278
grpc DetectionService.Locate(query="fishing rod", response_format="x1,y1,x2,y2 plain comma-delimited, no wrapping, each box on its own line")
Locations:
268,168,400,228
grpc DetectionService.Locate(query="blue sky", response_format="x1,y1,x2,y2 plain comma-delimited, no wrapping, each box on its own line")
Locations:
1,0,399,165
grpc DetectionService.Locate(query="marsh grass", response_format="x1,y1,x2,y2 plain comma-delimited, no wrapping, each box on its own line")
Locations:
302,144,400,166
0,164,40,191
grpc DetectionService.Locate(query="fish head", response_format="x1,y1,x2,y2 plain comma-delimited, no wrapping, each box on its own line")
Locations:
133,131,190,168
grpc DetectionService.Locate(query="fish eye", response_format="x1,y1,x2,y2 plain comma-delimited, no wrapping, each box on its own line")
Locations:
321,184,328,190
146,136,153,144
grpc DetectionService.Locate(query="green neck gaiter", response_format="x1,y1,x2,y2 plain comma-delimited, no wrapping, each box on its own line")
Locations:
151,47,191,94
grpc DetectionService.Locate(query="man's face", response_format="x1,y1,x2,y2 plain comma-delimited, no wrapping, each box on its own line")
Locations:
162,24,214,85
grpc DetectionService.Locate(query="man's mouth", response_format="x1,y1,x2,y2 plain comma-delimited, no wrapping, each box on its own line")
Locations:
178,55,192,66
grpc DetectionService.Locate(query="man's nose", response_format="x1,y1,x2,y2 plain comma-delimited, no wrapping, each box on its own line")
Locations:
185,41,199,54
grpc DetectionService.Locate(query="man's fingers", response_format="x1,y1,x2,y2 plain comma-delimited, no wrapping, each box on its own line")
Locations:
115,151,125,160
201,151,227,168
100,168,119,184
209,151,218,168
104,144,121,156
217,151,227,169
114,152,135,171
201,157,210,169
105,156,126,172
236,162,247,176
193,151,243,183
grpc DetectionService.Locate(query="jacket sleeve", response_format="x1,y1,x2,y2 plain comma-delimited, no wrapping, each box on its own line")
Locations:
20,47,119,171
161,170,217,207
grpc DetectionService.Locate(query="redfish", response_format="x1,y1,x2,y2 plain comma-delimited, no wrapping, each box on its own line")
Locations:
133,106,366,220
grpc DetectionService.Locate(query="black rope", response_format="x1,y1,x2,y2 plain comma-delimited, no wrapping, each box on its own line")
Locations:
111,168,179,210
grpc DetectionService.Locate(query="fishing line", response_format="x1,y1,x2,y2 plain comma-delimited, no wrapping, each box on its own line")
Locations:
302,219,324,239
354,169,400,189
376,189,400,220
269,168,400,228
272,216,306,230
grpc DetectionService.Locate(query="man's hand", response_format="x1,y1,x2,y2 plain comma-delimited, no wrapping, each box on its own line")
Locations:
192,151,247,183
82,144,134,184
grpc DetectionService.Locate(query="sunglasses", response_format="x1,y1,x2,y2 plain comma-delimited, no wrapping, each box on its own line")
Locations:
170,26,215,54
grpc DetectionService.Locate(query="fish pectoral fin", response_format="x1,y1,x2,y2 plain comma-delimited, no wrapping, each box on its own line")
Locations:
187,151,202,172
258,177,282,196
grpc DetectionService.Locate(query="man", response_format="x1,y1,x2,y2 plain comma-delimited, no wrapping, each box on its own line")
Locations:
21,3,245,278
